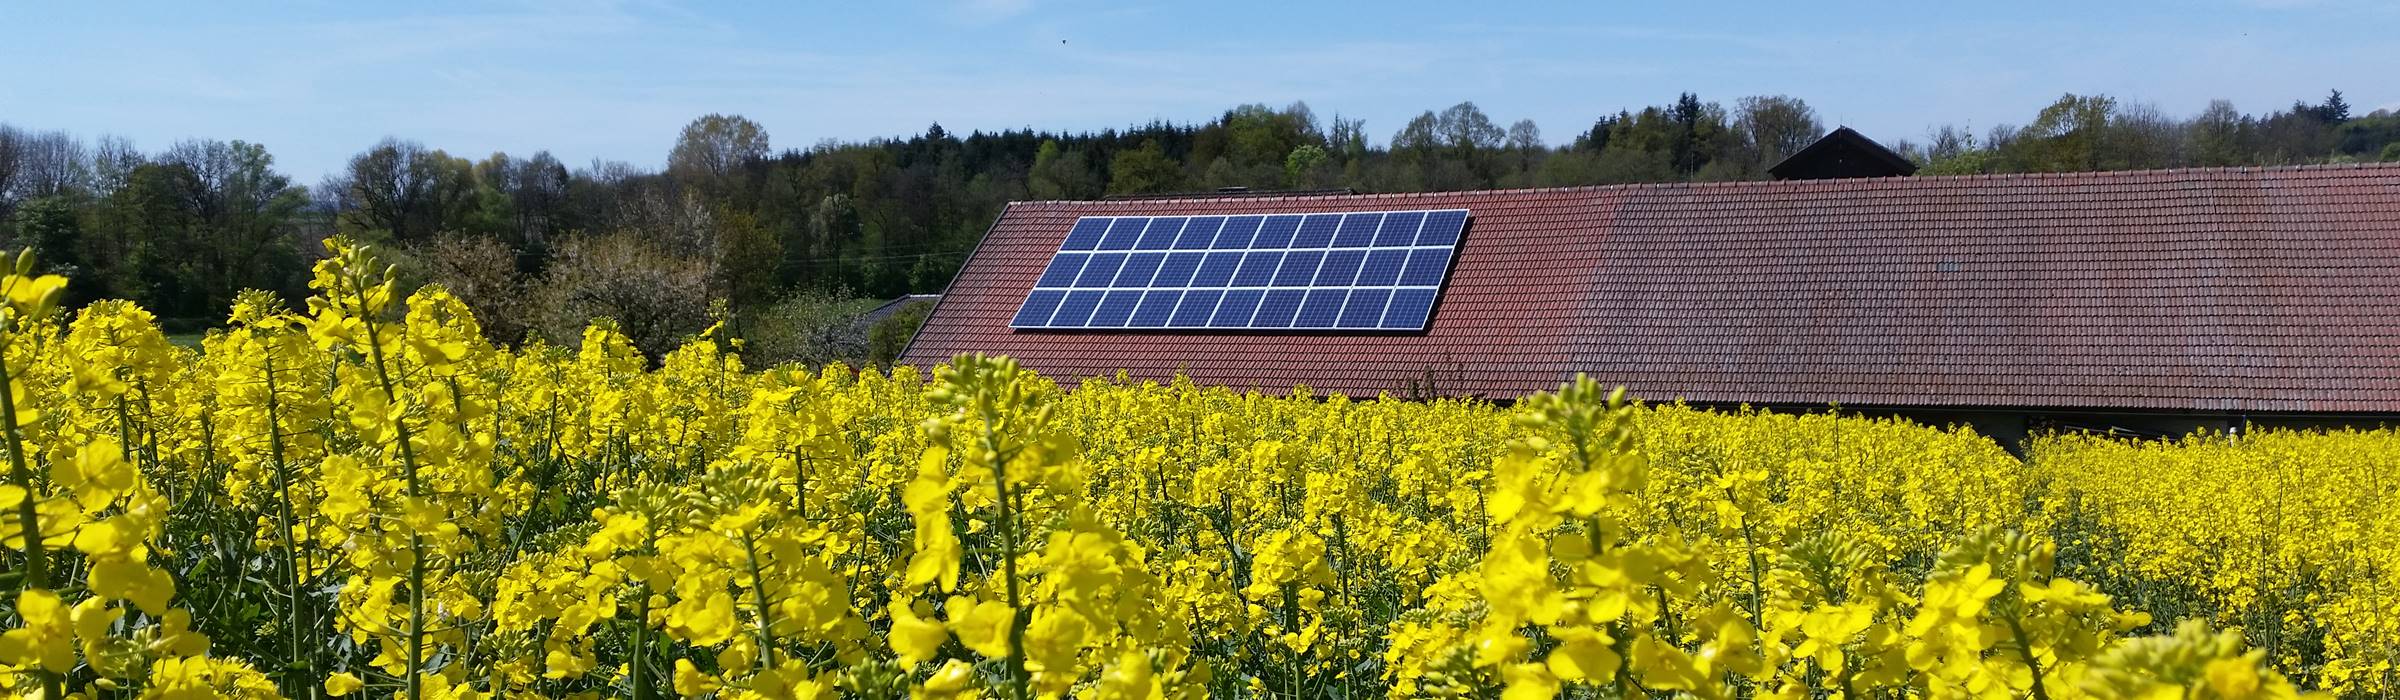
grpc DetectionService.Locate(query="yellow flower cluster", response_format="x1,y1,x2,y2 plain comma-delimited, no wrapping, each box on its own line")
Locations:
0,238,2370,698
0,252,277,698
2033,431,2400,695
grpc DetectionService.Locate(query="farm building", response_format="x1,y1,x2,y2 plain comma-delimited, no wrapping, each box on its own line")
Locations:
900,140,2400,440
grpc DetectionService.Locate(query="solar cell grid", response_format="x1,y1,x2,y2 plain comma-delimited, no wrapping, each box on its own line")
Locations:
1417,210,1467,246
1231,252,1283,287
1201,216,1252,249
1169,290,1222,326
1135,218,1185,249
1013,290,1065,326
1129,291,1180,327
1273,251,1325,287
1036,253,1087,287
1061,219,1110,250
1250,215,1301,248
1152,253,1202,287
1053,291,1104,326
1254,290,1306,328
1373,211,1425,246
1291,214,1341,247
1012,208,1466,330
1400,249,1452,286
1339,289,1392,328
1075,253,1126,287
1212,290,1265,327
1357,249,1407,286
1113,253,1164,288
1096,218,1146,250
1314,250,1367,286
1192,253,1241,287
1332,213,1382,247
1382,289,1438,329
1089,291,1141,327
1294,289,1346,327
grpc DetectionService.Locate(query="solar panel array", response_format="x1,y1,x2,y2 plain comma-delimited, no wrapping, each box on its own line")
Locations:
1010,209,1468,331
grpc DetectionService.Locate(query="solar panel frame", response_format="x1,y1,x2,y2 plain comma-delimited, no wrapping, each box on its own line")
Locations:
1089,291,1142,327
1094,218,1146,250
1313,249,1367,287
1128,291,1181,327
1134,218,1186,249
1051,290,1106,326
1011,208,1466,331
1249,215,1302,248
1113,253,1165,288
1152,252,1203,287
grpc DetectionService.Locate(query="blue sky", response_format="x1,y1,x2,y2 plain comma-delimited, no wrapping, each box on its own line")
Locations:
3,0,2392,183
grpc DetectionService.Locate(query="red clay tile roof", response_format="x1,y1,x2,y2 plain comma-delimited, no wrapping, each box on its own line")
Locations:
901,163,2400,413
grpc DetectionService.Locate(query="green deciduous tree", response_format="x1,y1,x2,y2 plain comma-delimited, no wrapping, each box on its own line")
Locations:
328,138,479,242
668,113,770,195
1107,140,1183,195
1028,140,1099,199
1736,95,1822,170
6,196,84,278
1284,144,1332,188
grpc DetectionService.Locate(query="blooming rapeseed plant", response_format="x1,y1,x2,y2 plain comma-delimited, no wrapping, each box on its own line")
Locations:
0,241,2377,698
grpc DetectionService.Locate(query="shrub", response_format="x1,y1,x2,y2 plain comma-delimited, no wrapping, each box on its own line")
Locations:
530,231,713,358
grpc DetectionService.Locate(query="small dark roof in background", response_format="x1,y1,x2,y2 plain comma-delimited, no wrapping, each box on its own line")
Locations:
860,294,940,327
1769,126,1920,180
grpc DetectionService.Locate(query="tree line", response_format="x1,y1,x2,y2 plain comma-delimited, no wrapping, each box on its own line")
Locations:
0,89,2392,358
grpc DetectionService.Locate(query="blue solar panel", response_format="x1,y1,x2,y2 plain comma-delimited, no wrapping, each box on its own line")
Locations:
1381,289,1438,329
1333,213,1382,247
1251,215,1302,248
1096,218,1146,250
1338,289,1390,328
1200,216,1251,249
1356,249,1407,286
1192,253,1242,287
1062,219,1110,250
1013,208,1467,330
1313,250,1366,286
1400,249,1452,286
1090,291,1142,327
1052,290,1105,326
1231,251,1283,287
1253,289,1306,328
1037,253,1088,287
1291,214,1341,248
1417,210,1467,246
1113,253,1165,287
1272,251,1324,287
1135,218,1185,250
1170,290,1222,326
1373,212,1425,247
1293,289,1347,328
1153,252,1203,287
1076,253,1126,287
1211,289,1265,327
1014,290,1066,326
1129,291,1181,327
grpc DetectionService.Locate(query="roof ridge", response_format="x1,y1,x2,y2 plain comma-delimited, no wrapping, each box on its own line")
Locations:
1008,161,2399,207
